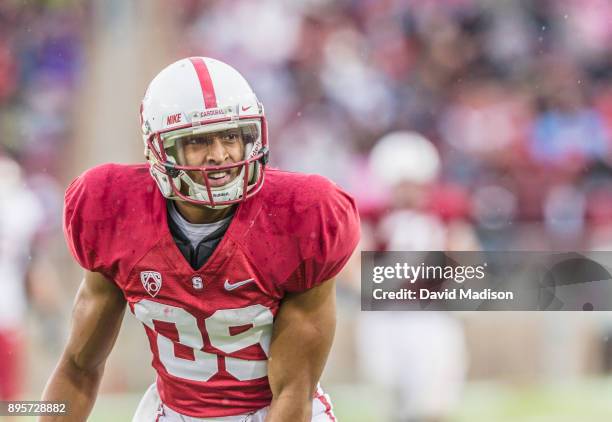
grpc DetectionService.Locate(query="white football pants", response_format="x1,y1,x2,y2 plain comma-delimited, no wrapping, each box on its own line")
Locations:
357,312,466,421
132,383,337,422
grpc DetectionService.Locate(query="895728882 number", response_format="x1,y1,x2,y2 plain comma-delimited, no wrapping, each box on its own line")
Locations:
1,401,68,416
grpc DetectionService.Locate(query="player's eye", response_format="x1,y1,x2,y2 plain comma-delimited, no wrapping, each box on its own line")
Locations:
185,137,208,146
223,132,240,142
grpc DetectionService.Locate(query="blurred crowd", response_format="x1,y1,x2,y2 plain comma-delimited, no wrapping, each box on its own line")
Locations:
0,0,85,175
172,0,612,252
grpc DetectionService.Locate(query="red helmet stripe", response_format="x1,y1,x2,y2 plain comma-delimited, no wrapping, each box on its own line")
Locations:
189,57,218,109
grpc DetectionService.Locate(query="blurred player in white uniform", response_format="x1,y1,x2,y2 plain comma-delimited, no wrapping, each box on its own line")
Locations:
0,156,44,400
357,132,471,422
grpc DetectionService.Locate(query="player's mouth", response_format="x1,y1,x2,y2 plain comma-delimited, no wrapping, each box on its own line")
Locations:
206,171,233,187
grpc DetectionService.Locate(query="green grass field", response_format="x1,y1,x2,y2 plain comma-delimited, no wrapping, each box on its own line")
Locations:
7,378,612,421
329,378,612,421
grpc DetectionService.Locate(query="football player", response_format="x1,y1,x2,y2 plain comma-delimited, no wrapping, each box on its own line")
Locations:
40,57,360,421
0,156,45,402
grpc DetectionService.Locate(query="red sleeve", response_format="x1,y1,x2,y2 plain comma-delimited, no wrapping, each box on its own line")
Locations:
63,168,118,281
281,179,360,293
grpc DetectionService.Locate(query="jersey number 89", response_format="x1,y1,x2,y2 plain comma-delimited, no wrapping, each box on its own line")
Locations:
133,299,274,382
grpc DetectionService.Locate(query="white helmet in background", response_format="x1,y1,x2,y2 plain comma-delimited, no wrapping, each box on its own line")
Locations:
140,57,269,208
370,131,440,187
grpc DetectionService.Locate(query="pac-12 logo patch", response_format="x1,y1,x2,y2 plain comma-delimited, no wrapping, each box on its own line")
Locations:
140,271,162,297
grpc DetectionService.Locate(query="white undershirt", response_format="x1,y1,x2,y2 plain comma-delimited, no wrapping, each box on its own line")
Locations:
168,202,232,250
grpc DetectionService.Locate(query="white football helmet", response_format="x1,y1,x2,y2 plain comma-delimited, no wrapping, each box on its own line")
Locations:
140,57,269,207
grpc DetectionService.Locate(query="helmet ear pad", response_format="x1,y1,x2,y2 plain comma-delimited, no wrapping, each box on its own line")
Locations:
165,155,182,193
149,164,174,198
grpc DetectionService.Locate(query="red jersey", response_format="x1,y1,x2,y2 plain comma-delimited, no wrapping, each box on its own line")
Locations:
63,164,360,418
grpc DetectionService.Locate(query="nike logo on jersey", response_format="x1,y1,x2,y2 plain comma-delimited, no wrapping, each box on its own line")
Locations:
224,278,255,291
241,105,252,112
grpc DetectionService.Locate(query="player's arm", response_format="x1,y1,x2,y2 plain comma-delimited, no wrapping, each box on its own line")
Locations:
39,270,126,421
265,278,336,422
